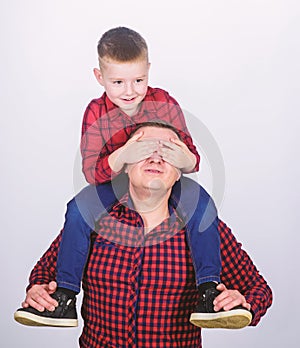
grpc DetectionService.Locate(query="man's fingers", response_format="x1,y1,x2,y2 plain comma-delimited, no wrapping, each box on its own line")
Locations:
23,284,58,312
216,283,227,292
30,291,56,311
47,281,58,294
218,296,243,311
22,295,46,312
21,302,29,308
242,302,251,311
22,298,45,312
214,284,250,312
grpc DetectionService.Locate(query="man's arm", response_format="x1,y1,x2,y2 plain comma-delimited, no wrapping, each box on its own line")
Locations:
218,219,273,326
20,232,62,311
27,232,61,287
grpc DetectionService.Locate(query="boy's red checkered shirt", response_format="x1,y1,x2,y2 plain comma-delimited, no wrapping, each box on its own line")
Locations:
28,195,272,348
80,86,200,184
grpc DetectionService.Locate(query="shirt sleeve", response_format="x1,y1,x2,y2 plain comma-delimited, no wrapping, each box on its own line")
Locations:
80,90,201,185
155,90,200,173
218,219,273,326
26,232,62,291
80,101,115,185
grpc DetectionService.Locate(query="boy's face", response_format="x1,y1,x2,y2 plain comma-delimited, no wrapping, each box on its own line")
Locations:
94,57,150,116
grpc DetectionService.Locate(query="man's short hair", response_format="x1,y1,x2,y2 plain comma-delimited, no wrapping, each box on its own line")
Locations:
97,27,148,63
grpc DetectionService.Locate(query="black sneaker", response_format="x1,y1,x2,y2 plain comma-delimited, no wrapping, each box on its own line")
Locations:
14,290,78,327
190,282,252,329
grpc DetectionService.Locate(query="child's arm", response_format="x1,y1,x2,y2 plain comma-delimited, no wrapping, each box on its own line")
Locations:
80,100,126,185
155,90,200,172
80,90,201,184
80,101,159,184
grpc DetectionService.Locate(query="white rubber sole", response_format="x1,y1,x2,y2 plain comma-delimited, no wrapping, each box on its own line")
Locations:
14,311,78,327
190,309,252,329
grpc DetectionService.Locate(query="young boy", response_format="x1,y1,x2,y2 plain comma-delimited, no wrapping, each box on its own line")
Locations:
14,27,252,330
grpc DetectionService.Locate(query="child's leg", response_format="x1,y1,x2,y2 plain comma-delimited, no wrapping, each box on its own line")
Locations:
14,174,128,327
56,173,128,293
172,177,252,329
171,176,221,286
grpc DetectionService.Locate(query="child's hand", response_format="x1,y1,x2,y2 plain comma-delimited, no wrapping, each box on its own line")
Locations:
108,132,159,172
158,138,196,173
122,133,160,164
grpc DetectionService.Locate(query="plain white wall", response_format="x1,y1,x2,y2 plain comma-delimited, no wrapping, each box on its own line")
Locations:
1,0,299,347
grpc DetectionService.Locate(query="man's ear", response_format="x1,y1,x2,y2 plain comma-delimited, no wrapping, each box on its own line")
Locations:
176,169,181,182
93,68,104,86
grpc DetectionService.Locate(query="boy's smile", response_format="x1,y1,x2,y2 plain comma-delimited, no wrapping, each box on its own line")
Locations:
94,58,150,116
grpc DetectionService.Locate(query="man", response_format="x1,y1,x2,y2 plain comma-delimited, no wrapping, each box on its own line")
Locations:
14,122,272,347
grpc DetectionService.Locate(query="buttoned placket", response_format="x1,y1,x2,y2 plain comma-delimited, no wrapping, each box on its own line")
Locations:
113,198,183,347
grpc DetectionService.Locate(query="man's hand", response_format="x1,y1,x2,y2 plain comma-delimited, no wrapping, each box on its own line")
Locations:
214,283,251,312
157,138,196,173
109,132,159,172
22,281,58,312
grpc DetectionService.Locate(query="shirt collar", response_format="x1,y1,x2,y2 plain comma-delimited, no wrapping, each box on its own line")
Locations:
116,192,184,227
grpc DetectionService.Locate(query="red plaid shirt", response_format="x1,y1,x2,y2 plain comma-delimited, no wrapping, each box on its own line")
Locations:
28,196,272,348
80,87,200,184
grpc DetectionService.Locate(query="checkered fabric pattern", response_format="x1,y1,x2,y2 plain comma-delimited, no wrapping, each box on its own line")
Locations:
27,197,272,348
80,87,200,184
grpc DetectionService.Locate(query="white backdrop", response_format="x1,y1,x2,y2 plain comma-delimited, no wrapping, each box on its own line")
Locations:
1,0,299,347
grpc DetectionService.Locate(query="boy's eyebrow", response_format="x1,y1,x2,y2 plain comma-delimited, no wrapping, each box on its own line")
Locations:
109,74,148,79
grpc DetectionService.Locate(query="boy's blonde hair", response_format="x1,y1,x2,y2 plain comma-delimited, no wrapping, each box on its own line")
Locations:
97,27,148,63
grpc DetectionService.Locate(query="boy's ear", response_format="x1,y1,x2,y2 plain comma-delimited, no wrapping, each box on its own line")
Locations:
93,68,104,86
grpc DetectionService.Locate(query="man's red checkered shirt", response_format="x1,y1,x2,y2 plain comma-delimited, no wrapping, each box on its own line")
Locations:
27,195,272,348
80,86,200,184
